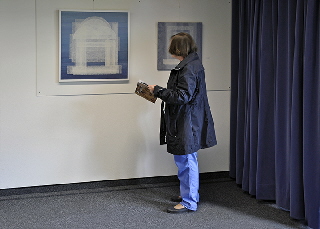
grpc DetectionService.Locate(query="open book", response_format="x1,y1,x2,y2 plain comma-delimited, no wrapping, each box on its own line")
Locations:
135,80,157,103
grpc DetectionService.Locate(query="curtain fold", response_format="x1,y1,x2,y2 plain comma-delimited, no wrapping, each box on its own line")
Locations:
230,0,320,228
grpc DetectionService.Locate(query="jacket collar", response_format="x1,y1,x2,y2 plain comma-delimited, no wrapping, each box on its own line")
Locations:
173,52,199,70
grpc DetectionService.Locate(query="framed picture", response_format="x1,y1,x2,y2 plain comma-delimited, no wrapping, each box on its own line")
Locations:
59,10,129,82
157,22,202,71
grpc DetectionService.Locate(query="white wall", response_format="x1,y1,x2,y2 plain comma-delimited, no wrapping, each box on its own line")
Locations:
0,0,231,189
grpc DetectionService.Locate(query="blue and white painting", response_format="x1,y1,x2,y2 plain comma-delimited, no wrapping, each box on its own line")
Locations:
59,10,129,81
157,22,202,71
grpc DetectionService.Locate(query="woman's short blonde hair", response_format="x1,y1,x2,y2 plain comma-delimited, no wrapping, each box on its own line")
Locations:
168,32,198,58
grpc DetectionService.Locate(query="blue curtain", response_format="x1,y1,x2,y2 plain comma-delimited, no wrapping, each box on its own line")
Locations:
230,0,320,228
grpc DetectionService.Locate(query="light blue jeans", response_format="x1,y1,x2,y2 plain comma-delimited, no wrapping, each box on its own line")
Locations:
174,152,199,211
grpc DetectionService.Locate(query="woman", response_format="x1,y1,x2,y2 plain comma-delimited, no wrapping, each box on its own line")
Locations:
148,32,217,213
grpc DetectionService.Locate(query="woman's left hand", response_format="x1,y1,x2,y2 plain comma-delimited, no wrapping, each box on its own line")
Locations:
148,85,156,93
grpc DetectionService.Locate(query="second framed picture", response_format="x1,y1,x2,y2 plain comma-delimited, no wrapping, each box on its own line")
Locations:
157,22,202,71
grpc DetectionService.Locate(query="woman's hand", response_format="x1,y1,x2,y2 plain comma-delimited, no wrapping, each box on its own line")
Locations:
148,85,156,93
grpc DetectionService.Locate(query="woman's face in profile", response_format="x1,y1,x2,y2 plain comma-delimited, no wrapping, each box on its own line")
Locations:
171,55,184,61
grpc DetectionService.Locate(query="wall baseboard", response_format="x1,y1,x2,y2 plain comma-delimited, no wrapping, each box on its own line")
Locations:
0,171,230,197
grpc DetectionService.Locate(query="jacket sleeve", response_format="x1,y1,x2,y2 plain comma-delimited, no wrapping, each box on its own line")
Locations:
153,67,198,105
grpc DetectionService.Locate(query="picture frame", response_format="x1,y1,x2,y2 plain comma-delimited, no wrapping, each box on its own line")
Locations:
157,22,202,71
59,10,129,82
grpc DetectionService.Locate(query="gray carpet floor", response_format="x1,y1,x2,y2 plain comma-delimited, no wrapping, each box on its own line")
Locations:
0,177,309,229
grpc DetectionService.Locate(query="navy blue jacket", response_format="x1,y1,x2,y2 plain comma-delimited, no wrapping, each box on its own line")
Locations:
154,52,217,155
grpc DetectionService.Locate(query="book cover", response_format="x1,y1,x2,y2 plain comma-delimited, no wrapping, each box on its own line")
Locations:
135,80,157,103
